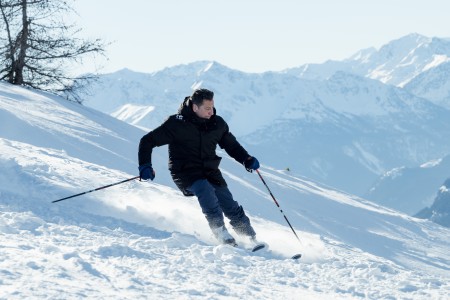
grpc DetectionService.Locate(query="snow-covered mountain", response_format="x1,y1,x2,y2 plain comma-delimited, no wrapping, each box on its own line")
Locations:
1,83,450,298
83,57,450,200
404,61,450,110
285,33,450,87
240,71,450,195
415,178,450,227
365,155,450,215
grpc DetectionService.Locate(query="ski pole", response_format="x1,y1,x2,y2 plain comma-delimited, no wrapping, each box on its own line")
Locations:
52,176,140,203
256,169,301,244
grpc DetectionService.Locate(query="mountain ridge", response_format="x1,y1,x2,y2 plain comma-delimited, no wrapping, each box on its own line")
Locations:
285,33,450,87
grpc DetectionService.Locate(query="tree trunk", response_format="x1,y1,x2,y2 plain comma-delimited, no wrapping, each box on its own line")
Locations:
0,1,15,83
13,0,28,85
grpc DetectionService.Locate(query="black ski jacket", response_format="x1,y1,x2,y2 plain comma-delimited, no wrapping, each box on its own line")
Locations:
138,97,250,196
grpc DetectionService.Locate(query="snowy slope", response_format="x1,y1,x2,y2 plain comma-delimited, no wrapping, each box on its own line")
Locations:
1,83,449,299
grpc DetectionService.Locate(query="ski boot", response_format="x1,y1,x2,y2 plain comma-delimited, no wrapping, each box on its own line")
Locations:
212,225,237,246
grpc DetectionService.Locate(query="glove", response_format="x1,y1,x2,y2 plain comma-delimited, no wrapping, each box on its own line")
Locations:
244,156,260,172
139,163,155,181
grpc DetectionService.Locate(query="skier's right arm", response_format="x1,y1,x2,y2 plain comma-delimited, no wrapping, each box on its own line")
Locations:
138,120,174,166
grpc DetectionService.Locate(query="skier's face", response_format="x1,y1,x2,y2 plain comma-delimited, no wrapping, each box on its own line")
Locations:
193,99,214,119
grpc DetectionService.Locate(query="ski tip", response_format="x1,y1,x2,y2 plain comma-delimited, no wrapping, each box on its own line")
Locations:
251,244,266,252
291,254,302,260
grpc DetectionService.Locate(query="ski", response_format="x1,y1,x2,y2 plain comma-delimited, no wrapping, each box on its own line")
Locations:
221,240,301,260
227,242,265,252
249,243,301,260
251,243,266,252
291,253,302,260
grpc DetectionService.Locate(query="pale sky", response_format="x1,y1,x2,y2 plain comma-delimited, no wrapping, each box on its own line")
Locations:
72,0,450,74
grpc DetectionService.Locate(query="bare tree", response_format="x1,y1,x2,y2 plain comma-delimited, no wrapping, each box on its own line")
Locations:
0,0,106,102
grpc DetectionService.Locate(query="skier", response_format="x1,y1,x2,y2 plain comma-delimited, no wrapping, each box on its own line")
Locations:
138,88,260,246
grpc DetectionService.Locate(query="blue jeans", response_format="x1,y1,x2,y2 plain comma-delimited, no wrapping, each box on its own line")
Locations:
187,179,256,237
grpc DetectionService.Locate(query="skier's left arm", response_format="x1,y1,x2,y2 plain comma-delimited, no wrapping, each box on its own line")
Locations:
218,123,259,172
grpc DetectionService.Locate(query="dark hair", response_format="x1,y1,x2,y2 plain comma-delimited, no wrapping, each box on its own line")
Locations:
191,88,214,106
